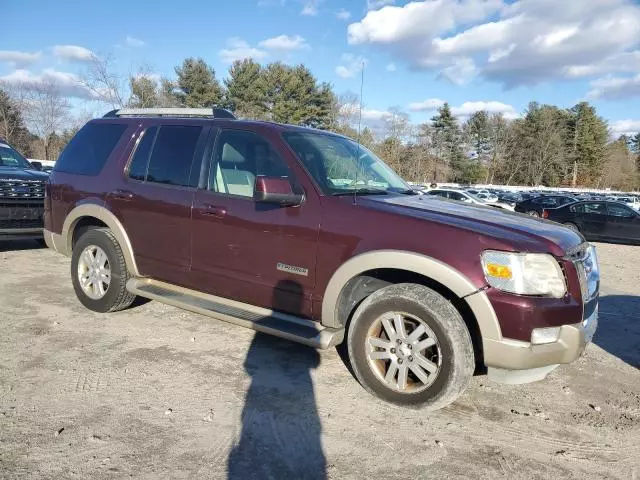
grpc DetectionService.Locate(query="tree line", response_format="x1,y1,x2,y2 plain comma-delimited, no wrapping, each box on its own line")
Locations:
1,55,638,190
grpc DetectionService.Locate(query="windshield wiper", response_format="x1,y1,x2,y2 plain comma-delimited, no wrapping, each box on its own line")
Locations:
331,188,388,196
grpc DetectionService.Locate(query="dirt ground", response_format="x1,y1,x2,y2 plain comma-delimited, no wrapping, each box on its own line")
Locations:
0,241,638,480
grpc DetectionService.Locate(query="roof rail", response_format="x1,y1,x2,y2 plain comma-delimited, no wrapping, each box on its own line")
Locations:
103,107,236,119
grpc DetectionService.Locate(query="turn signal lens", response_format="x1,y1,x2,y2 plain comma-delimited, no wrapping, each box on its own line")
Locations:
485,263,512,279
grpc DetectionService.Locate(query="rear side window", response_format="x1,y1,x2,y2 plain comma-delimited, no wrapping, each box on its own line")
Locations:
570,204,584,213
145,126,202,187
55,122,127,175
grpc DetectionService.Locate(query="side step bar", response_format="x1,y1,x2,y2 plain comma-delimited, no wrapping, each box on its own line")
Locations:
126,278,344,349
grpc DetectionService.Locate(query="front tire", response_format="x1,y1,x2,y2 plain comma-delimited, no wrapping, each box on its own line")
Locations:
347,283,474,410
71,228,136,313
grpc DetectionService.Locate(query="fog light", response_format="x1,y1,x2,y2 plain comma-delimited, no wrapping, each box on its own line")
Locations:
531,327,561,345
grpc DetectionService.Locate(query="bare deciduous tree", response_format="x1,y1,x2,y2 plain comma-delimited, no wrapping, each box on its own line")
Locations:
79,54,125,109
20,79,70,160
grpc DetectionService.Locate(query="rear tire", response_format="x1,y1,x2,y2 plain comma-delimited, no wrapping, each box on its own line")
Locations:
71,227,136,313
526,210,539,217
564,222,580,233
347,283,474,410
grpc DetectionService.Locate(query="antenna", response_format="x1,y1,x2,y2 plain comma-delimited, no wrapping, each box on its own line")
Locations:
353,60,365,204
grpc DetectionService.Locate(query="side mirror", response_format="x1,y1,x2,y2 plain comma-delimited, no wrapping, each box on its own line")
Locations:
30,161,43,171
254,176,304,207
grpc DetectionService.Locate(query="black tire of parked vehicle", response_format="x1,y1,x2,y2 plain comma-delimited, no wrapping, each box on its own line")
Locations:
71,228,136,313
563,222,580,233
347,283,475,410
527,210,539,216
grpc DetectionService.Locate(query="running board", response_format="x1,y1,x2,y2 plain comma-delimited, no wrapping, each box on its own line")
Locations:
126,278,344,349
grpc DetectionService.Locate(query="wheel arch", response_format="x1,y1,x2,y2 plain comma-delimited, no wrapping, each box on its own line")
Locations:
62,204,139,276
321,250,502,346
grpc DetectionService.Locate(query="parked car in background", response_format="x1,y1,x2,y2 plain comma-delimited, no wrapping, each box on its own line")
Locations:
610,196,640,211
44,107,598,410
515,195,577,216
427,188,515,210
0,137,48,242
543,201,640,245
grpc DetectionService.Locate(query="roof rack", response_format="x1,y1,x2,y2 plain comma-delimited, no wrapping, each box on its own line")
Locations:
103,107,236,119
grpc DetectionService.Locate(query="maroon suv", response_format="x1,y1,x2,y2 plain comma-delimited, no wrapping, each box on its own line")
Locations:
44,108,600,409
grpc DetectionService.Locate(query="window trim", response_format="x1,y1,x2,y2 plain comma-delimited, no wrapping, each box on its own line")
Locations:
124,125,159,183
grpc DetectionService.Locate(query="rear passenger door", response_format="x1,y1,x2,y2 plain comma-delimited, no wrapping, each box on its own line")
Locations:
107,123,209,286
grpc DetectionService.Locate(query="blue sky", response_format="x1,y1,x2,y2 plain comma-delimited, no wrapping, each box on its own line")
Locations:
2,0,640,136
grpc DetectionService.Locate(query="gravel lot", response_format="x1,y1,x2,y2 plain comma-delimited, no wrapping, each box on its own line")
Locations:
0,241,638,479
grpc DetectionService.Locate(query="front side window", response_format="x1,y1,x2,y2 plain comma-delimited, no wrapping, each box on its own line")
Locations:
607,203,637,218
144,125,202,186
209,129,291,198
282,131,410,195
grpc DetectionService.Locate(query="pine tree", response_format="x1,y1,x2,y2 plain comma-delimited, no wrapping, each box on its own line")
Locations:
262,63,335,128
566,102,608,185
173,58,223,107
431,103,466,181
223,59,267,119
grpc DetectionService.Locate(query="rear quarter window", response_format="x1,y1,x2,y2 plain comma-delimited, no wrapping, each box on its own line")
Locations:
55,122,128,176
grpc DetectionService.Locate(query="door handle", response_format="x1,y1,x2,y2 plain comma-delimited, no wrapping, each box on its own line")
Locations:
201,204,226,218
111,189,135,200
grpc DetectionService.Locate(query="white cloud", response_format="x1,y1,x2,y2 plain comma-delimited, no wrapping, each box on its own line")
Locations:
438,57,477,85
408,98,519,119
451,101,519,119
610,119,640,136
258,35,309,51
0,50,41,68
408,98,445,111
336,8,351,20
52,45,95,63
125,36,145,48
587,74,640,100
335,53,367,78
367,0,395,10
347,0,640,88
301,0,320,15
219,38,269,64
386,62,397,72
0,68,97,100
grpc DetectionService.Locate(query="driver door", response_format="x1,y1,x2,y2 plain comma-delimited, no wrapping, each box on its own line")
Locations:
189,128,321,318
606,203,640,242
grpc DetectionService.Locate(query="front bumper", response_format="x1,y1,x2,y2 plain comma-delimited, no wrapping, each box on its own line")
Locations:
484,305,598,371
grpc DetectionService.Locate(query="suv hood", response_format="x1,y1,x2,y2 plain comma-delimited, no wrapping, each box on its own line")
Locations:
0,166,49,181
360,194,583,256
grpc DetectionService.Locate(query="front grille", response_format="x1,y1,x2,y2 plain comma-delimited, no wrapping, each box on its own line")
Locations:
0,180,45,199
0,218,42,229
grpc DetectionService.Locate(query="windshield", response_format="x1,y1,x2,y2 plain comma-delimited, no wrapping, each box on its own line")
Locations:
283,131,410,195
0,144,33,169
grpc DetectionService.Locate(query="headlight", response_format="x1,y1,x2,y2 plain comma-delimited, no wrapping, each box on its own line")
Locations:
481,250,566,298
